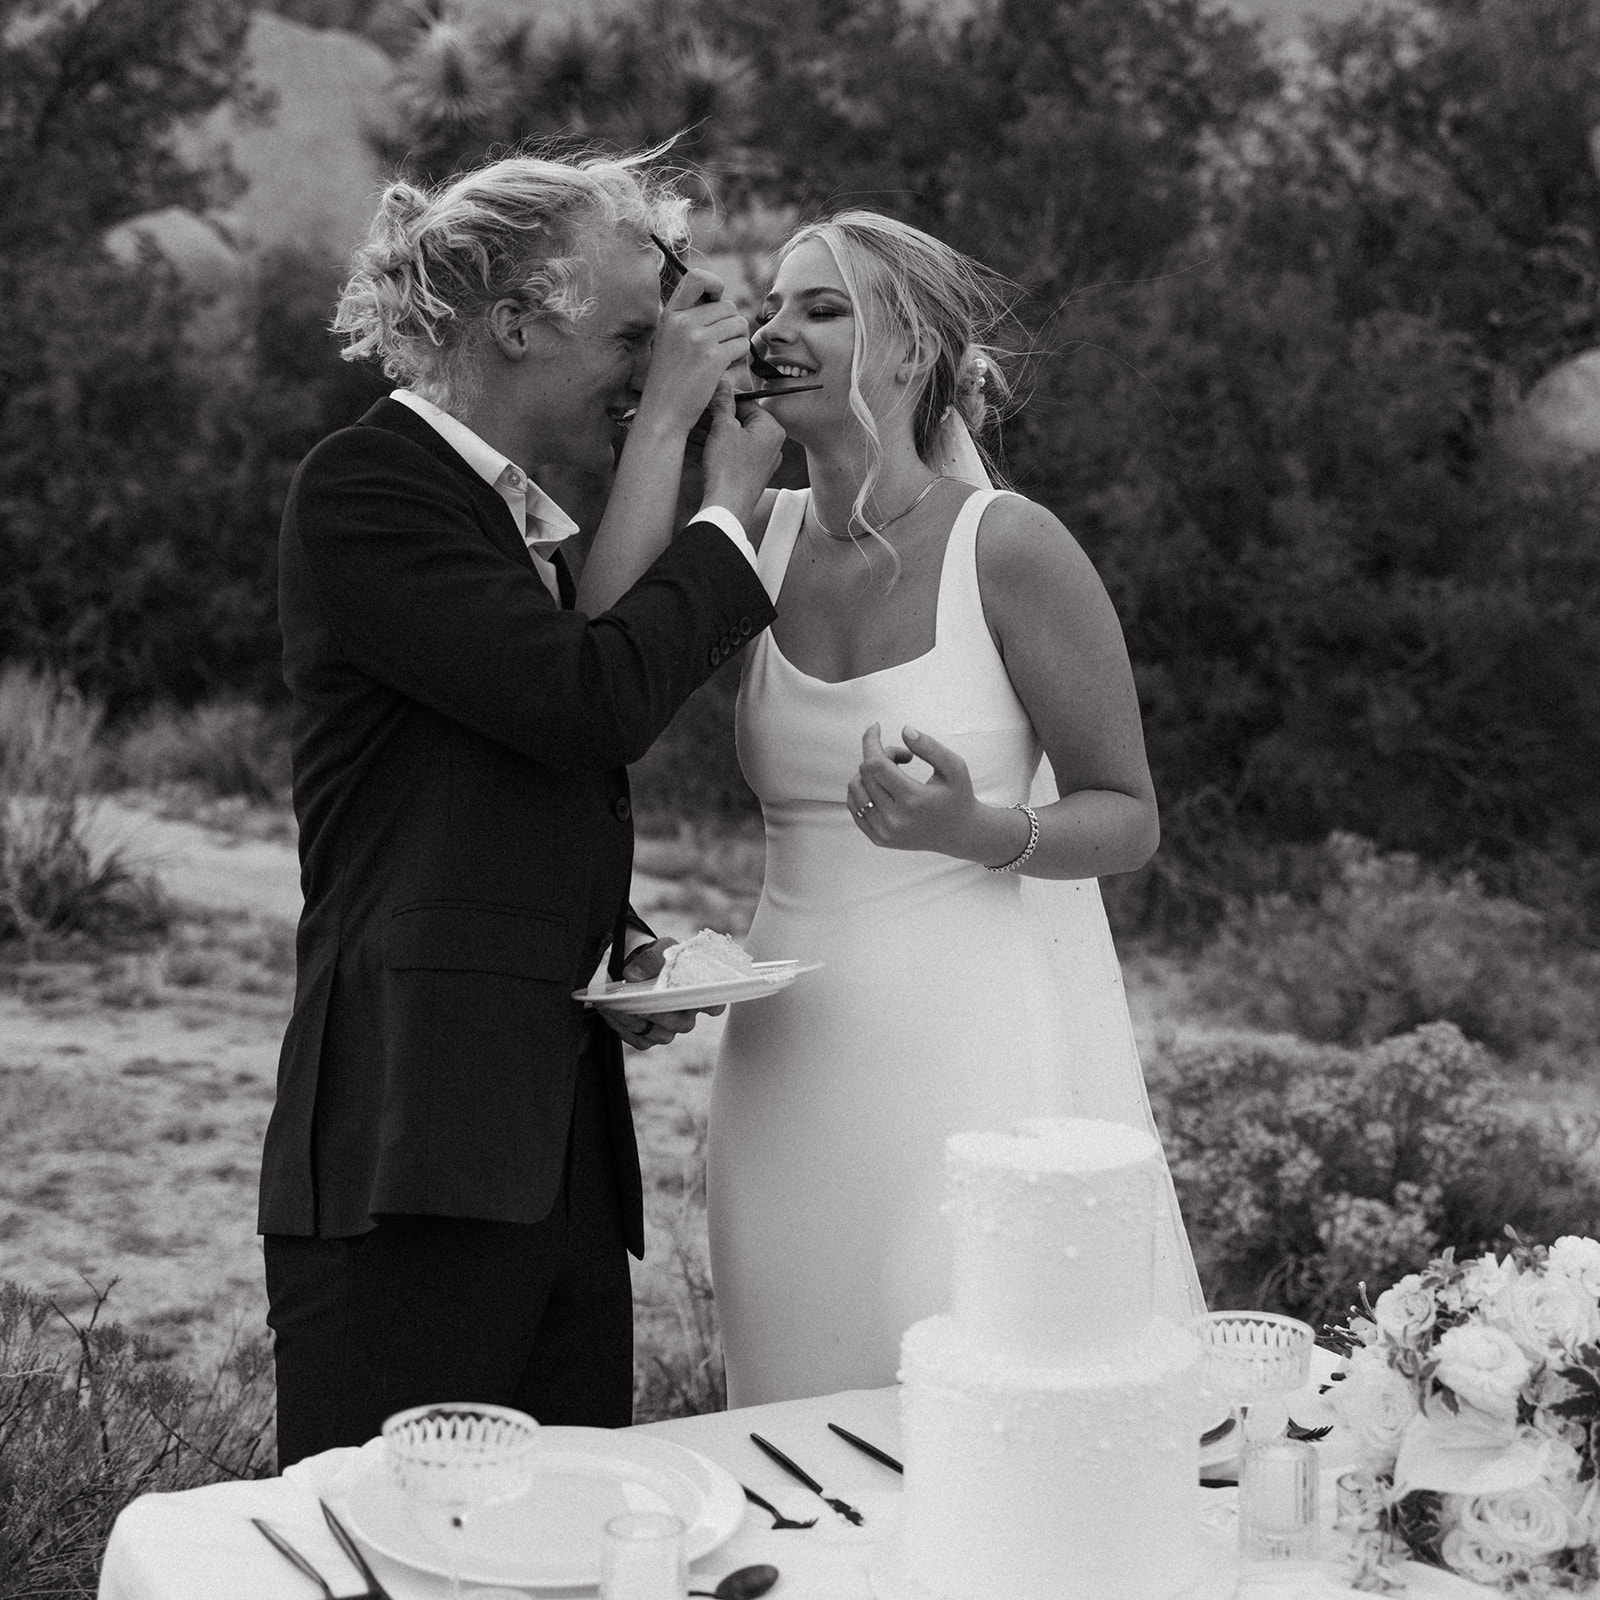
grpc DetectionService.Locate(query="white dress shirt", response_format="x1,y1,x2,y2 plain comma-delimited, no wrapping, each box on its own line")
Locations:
388,389,759,601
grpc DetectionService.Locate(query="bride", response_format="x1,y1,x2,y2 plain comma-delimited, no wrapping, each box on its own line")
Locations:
704,211,1206,1405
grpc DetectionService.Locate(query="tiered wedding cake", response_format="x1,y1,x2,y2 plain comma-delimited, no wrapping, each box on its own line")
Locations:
895,1118,1202,1600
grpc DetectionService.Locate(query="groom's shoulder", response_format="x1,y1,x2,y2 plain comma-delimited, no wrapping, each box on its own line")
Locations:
291,401,457,495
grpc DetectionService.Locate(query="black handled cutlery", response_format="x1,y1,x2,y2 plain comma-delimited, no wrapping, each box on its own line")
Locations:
827,1421,903,1475
749,1432,865,1526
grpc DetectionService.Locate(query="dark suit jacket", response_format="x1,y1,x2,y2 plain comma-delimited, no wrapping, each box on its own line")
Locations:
258,397,774,1253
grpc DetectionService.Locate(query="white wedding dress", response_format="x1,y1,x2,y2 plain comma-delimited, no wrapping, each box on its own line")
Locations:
708,486,1204,1407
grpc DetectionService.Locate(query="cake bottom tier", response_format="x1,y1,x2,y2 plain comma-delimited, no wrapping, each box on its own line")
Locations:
898,1313,1203,1600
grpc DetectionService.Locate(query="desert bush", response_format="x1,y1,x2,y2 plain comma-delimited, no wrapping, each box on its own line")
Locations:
0,666,166,950
0,1281,274,1599
1151,1021,1600,1326
633,1134,726,1423
1192,833,1600,1062
112,698,290,801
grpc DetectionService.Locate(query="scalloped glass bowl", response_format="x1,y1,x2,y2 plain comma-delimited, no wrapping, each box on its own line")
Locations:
1195,1310,1315,1441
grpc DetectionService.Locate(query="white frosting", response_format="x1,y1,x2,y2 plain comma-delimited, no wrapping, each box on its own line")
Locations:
653,929,755,988
946,1120,1160,1362
897,1118,1202,1600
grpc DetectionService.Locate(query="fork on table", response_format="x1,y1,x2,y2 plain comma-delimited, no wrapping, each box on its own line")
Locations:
251,1500,393,1599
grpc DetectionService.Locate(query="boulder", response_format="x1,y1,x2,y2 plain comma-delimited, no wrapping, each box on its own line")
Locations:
188,10,395,263
1506,348,1600,463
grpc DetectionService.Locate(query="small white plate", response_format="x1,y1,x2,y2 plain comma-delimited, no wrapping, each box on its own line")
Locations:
340,1427,745,1590
573,961,823,1014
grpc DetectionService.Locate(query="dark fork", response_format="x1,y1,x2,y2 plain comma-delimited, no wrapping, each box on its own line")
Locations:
251,1512,391,1600
750,1432,865,1527
1287,1419,1333,1442
321,1500,394,1599
742,1482,817,1530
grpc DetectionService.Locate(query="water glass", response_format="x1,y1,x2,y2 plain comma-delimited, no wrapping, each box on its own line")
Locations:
1238,1435,1319,1562
600,1512,687,1600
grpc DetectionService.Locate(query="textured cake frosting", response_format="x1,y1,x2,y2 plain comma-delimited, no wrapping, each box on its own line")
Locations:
652,928,757,988
896,1118,1202,1600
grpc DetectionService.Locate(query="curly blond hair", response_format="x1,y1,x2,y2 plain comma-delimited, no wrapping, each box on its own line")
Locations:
334,146,691,411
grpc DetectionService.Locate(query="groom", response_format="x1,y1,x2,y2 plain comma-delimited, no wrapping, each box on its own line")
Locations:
258,152,781,1467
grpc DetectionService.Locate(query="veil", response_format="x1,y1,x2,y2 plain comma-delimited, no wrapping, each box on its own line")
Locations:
934,413,1208,1325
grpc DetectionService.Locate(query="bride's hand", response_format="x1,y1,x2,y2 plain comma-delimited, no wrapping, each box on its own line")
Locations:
847,723,984,855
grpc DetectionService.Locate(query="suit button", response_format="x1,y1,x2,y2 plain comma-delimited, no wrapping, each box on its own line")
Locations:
719,634,733,653
614,796,632,821
708,647,722,666
738,616,753,637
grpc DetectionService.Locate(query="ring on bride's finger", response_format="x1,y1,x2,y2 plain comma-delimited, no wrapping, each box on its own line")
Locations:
860,799,876,813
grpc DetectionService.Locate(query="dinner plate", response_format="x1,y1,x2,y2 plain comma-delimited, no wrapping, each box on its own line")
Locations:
573,961,823,1014
340,1427,745,1590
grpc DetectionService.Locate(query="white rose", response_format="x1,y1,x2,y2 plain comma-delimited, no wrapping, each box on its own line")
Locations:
1439,1526,1529,1586
1535,1432,1587,1512
1579,1481,1600,1540
1372,1273,1437,1344
1458,1482,1579,1558
1494,1271,1600,1357
1330,1346,1419,1466
1460,1253,1516,1309
1547,1236,1600,1298
1433,1324,1533,1418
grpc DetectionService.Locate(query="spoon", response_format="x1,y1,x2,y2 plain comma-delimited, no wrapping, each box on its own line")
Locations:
689,1564,780,1599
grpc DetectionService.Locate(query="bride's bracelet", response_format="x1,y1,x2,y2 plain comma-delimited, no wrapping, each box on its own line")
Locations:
985,803,1040,874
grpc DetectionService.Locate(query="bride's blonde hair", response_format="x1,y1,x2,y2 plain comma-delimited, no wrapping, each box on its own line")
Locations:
334,144,691,411
776,210,1013,550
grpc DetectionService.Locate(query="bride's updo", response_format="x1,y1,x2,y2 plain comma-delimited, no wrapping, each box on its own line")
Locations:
776,210,1013,523
334,149,691,410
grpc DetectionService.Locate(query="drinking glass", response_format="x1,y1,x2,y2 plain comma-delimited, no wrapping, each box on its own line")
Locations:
383,1402,542,1600
600,1511,687,1600
1195,1311,1319,1563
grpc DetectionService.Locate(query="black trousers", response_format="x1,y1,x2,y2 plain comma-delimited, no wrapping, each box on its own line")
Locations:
264,1048,633,1469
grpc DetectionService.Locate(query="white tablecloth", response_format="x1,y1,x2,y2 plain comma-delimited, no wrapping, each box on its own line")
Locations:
98,1373,1483,1600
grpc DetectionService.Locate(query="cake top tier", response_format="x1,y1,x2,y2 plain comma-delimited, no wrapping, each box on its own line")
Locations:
948,1118,1158,1176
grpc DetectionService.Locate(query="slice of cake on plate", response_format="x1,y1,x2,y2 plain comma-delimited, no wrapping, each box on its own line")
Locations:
652,929,760,990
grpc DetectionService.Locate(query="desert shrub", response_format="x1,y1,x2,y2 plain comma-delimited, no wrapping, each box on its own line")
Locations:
112,697,290,801
1151,1022,1600,1326
1192,833,1600,1060
0,666,166,950
0,1282,274,1598
633,1141,726,1423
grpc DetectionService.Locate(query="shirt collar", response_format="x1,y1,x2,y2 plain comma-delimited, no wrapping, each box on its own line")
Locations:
389,389,579,556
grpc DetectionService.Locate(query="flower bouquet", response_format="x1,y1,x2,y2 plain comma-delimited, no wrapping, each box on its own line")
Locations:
1325,1232,1600,1594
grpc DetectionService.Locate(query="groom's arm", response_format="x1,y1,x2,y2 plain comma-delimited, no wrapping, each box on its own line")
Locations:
287,427,774,771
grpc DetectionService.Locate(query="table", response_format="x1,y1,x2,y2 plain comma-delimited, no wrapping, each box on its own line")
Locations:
98,1372,1482,1600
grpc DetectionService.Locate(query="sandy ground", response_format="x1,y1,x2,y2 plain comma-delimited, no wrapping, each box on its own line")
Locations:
0,802,763,1371
5,800,1585,1377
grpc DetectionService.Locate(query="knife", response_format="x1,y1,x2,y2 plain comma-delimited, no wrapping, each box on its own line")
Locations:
749,1432,865,1526
827,1421,903,1475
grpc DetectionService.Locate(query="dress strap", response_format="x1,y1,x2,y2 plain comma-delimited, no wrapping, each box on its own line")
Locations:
755,489,809,603
935,486,1010,645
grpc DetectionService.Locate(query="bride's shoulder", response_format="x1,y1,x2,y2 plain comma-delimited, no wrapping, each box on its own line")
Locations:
973,492,1098,596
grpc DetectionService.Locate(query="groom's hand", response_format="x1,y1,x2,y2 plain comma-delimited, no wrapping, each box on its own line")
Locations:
602,937,724,1051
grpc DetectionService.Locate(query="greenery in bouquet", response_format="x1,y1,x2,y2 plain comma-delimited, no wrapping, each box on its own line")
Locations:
1323,1233,1600,1594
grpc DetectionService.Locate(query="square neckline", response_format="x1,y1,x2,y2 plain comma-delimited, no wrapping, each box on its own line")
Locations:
765,485,983,687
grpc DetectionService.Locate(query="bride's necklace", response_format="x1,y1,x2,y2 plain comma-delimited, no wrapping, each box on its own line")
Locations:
811,475,944,542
